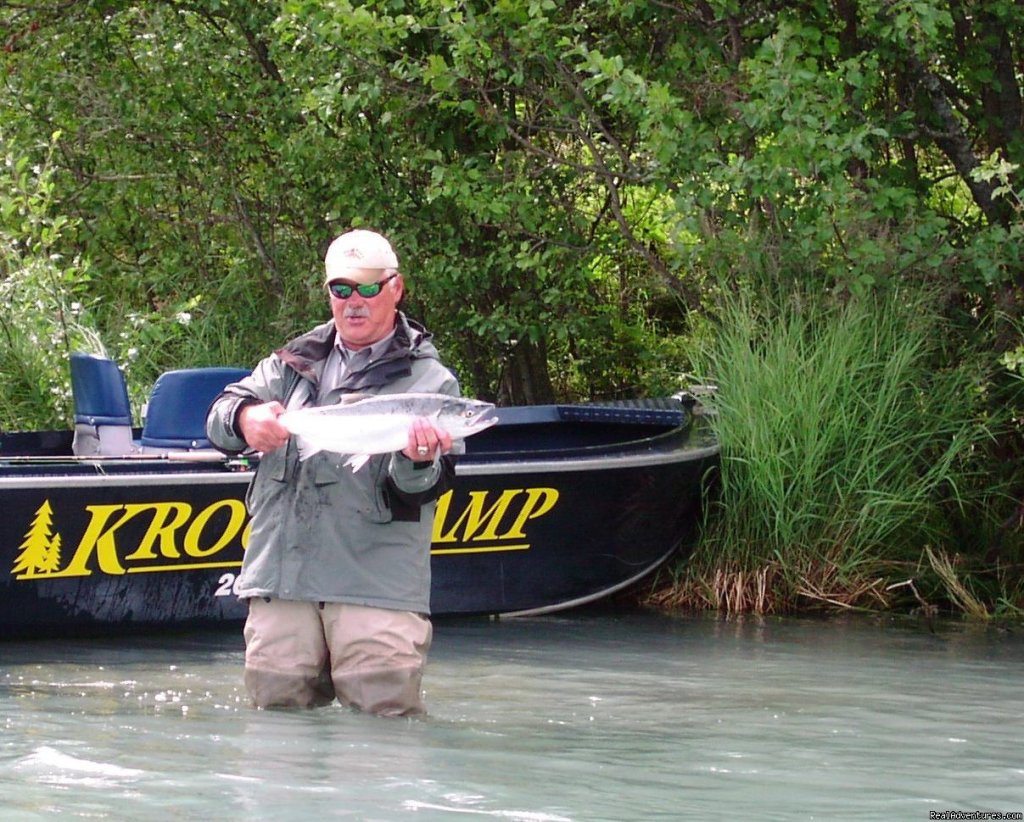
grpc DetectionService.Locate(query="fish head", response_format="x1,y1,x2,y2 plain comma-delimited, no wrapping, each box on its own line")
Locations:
437,396,499,438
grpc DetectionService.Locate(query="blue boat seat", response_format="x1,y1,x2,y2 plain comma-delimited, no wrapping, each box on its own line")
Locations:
69,352,135,456
140,367,250,451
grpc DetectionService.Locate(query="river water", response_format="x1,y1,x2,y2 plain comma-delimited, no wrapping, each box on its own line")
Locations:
2,610,1022,821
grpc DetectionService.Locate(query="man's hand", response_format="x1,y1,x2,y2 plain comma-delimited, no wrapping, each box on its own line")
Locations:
238,401,289,453
402,417,453,463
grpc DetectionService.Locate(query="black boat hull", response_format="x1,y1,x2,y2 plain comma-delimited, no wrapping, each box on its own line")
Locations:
1,401,718,639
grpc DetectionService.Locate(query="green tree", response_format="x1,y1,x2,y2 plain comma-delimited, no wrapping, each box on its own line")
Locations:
3,1,1024,613
5,1,1022,399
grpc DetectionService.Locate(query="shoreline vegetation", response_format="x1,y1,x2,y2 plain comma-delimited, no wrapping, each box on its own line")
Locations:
641,288,1024,622
2,3,1023,620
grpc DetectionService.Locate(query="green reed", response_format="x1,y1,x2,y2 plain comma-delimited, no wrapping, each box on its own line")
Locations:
670,287,997,613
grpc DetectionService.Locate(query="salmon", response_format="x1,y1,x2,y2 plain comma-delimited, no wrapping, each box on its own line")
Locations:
279,392,498,471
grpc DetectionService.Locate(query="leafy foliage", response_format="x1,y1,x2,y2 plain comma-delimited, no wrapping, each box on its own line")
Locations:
0,131,91,429
3,0,1024,612
3,1,1022,396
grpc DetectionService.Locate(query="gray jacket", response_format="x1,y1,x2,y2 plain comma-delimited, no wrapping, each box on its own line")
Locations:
205,313,459,613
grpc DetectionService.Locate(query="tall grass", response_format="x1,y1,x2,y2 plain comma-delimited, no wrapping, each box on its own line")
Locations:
653,286,1000,615
0,264,109,430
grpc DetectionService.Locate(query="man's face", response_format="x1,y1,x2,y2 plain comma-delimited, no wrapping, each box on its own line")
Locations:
328,268,403,350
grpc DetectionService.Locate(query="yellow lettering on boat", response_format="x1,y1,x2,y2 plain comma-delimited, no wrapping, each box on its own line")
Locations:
14,487,556,581
434,489,522,543
184,499,247,559
60,504,137,576
17,499,248,579
432,487,559,551
499,488,559,538
124,503,191,561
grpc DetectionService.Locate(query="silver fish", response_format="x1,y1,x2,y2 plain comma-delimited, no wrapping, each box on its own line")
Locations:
278,392,498,471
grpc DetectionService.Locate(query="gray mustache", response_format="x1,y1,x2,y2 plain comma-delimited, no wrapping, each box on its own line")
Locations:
344,308,371,319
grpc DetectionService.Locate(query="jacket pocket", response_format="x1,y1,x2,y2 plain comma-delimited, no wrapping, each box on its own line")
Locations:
245,441,292,512
311,452,392,523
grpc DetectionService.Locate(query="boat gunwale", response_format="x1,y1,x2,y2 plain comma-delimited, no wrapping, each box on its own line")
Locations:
0,437,719,489
0,400,719,487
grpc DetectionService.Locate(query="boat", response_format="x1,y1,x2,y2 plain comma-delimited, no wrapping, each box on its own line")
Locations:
0,354,719,639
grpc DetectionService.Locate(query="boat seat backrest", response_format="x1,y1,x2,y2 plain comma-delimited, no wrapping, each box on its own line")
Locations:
70,352,133,426
139,367,250,450
69,352,135,456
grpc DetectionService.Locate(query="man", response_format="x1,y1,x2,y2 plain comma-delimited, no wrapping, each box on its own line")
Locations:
205,228,458,716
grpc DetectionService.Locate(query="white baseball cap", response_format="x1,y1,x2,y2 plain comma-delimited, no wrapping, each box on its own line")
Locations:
324,229,399,284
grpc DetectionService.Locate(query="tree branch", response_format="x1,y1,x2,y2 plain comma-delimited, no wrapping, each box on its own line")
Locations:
905,53,1006,226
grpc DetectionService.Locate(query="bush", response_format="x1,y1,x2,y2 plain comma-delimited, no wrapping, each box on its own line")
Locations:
656,284,1013,615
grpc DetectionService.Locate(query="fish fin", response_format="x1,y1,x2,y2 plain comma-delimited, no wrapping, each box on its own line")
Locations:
344,453,372,472
337,393,370,405
294,437,322,461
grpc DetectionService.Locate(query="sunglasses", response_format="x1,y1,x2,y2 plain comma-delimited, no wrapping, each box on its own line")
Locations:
327,273,397,300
